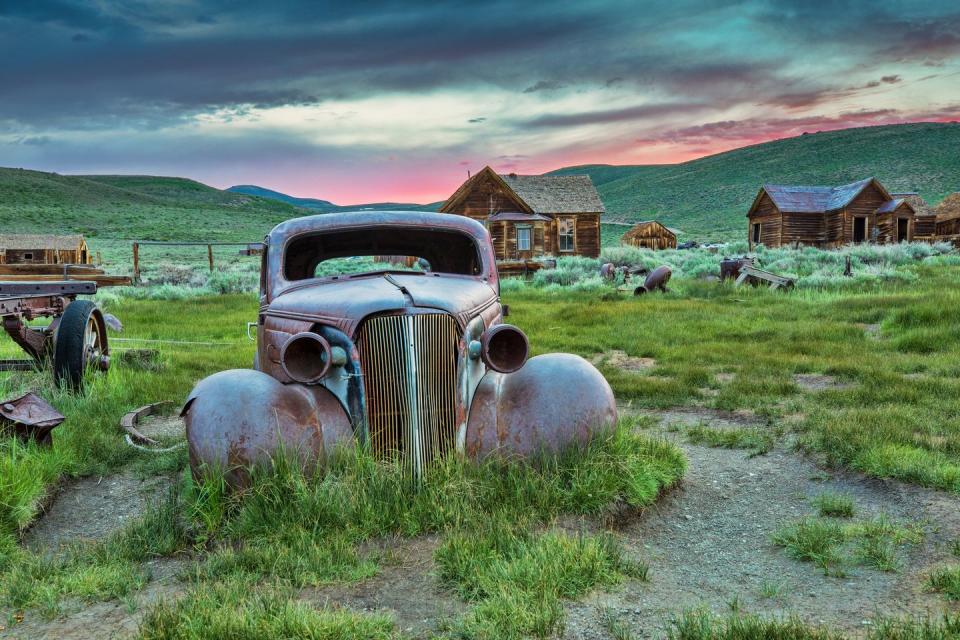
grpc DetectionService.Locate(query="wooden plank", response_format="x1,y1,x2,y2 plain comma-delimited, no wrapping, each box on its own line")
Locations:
0,264,104,276
0,274,132,287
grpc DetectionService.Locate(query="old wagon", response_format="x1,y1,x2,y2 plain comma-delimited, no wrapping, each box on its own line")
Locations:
0,281,110,388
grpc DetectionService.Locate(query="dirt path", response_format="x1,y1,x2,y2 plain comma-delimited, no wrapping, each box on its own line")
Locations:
563,407,960,639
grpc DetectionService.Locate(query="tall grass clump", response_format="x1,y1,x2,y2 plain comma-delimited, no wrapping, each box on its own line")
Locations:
137,579,397,640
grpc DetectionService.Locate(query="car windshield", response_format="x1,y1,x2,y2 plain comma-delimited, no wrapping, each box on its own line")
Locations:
283,227,484,281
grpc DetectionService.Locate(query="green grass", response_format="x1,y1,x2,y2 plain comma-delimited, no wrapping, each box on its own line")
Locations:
772,515,923,575
136,579,398,640
812,492,855,518
437,524,643,639
928,566,960,601
685,424,776,456
550,122,960,240
666,610,960,640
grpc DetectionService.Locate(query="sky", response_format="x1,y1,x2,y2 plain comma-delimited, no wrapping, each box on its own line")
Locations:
1,1,959,204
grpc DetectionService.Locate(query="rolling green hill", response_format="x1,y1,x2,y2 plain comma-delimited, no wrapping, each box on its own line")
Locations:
0,168,302,241
227,185,338,212
1,122,957,246
551,122,960,240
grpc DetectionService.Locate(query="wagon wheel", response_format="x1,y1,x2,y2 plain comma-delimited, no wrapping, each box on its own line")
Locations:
53,300,109,390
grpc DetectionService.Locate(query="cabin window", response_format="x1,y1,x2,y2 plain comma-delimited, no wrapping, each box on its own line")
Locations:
23,253,33,260
516,225,532,251
751,223,761,245
558,217,575,252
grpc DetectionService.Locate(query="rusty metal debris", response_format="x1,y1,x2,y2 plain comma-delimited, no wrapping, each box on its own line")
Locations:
183,211,617,486
0,280,112,389
0,392,64,445
633,265,672,295
720,256,755,282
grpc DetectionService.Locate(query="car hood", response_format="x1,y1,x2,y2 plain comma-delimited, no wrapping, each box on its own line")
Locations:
266,273,498,335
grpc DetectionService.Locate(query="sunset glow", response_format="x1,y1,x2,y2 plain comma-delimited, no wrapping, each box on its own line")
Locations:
2,1,958,203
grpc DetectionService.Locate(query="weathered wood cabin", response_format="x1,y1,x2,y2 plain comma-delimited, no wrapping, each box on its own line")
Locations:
440,166,604,260
0,234,92,265
934,193,960,240
621,221,677,250
747,178,921,249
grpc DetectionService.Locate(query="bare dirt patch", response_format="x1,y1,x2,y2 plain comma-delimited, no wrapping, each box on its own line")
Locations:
24,472,174,552
562,410,960,639
135,412,186,443
633,406,763,431
592,350,657,373
792,373,852,392
302,535,465,637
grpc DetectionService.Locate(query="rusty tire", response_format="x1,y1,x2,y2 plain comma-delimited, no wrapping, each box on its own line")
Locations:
54,300,108,390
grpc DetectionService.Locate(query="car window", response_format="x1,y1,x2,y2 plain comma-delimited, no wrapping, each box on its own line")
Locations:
284,227,482,281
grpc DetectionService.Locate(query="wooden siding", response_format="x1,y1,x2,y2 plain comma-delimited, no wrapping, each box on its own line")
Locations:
575,214,601,258
838,183,888,245
444,171,528,223
747,193,782,248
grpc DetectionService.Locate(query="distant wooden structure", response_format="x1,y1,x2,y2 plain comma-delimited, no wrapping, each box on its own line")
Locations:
893,192,937,242
934,193,960,243
621,221,676,250
0,234,92,265
746,178,921,249
440,166,604,260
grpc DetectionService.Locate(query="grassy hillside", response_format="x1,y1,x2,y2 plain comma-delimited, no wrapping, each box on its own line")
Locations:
552,122,960,241
227,184,338,212
0,169,302,241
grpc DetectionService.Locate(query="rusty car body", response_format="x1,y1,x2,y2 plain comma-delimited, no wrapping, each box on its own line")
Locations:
183,211,617,484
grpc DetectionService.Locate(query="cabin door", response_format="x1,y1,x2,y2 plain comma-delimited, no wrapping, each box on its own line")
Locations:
897,218,909,243
853,217,867,243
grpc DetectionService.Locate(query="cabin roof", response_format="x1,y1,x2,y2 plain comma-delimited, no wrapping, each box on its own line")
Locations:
0,233,85,250
623,220,675,236
876,198,908,214
498,173,605,215
762,177,879,213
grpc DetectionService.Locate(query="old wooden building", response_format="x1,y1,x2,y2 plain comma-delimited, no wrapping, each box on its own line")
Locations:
621,221,676,250
934,193,960,239
0,234,92,265
440,166,604,260
747,178,921,249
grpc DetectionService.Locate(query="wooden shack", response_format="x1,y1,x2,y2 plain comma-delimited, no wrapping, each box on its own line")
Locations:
0,234,92,265
893,193,937,242
934,193,960,240
440,166,604,260
621,221,676,250
746,178,919,249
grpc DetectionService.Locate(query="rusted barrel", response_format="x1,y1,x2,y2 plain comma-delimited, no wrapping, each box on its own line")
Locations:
634,265,672,295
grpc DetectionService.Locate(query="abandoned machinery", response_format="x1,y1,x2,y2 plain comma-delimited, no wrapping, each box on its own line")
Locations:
183,211,617,485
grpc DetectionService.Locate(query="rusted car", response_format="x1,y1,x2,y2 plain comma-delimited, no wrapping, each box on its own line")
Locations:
183,211,616,483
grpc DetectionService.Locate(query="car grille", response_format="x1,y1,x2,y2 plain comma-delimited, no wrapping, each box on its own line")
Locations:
356,313,460,478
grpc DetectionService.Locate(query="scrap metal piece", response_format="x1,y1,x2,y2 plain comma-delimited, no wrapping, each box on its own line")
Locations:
0,392,65,445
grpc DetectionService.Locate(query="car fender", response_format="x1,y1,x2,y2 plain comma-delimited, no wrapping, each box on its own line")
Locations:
181,369,352,486
465,353,617,459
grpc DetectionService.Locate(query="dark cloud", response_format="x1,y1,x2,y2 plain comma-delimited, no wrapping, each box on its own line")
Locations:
523,80,566,93
468,117,486,123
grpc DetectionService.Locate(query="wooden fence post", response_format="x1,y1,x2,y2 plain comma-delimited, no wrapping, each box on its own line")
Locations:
208,244,214,272
133,242,140,282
